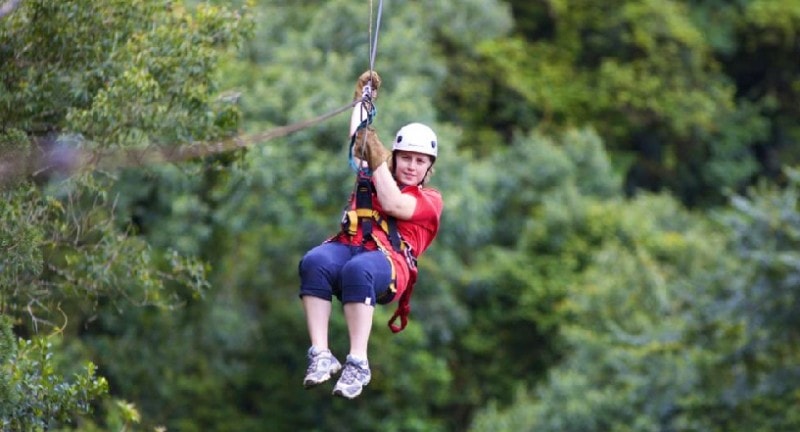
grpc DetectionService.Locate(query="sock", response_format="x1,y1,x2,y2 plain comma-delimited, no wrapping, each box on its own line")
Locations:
310,346,329,356
348,354,368,366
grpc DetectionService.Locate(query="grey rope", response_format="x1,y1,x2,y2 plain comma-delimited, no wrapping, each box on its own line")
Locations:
369,0,384,73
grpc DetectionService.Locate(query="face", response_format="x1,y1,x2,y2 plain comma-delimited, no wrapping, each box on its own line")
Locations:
394,150,433,186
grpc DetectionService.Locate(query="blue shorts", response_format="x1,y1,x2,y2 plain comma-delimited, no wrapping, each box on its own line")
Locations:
298,242,394,306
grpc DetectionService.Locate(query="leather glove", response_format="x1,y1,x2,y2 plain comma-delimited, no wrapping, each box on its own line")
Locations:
353,70,382,102
354,126,391,171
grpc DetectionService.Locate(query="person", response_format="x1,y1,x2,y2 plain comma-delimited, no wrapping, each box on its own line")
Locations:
297,70,444,399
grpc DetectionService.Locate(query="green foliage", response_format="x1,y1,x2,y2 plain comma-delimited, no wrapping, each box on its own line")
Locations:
1,0,252,145
1,175,209,329
469,170,800,431
423,128,621,425
0,317,109,431
447,0,787,206
2,0,798,431
0,186,47,306
1,1,249,430
0,129,32,184
470,193,739,431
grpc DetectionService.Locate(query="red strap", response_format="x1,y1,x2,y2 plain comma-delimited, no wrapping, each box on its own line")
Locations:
388,286,413,333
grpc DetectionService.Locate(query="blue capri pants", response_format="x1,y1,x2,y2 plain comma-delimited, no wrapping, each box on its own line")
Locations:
299,242,394,306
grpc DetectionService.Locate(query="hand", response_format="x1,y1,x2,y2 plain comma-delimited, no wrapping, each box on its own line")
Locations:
354,127,391,171
353,70,382,102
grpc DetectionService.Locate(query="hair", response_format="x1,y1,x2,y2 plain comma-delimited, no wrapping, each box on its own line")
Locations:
421,164,435,186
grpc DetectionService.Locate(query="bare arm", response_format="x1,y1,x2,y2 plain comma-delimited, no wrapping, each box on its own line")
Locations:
349,101,372,138
372,163,417,220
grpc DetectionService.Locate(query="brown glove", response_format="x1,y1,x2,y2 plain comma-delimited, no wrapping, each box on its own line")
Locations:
353,70,382,102
354,126,391,171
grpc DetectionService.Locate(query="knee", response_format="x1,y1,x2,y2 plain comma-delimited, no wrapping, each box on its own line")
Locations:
299,248,336,278
340,260,371,286
299,250,322,274
298,247,341,300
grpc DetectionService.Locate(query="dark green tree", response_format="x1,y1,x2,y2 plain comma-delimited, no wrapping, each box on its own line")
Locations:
0,0,251,429
441,0,800,207
469,168,800,431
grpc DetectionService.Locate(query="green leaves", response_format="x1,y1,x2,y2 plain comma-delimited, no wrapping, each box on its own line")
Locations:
1,1,248,429
468,168,800,431
0,317,109,431
2,0,798,430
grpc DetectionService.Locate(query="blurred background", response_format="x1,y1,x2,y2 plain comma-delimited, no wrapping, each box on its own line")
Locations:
2,0,799,430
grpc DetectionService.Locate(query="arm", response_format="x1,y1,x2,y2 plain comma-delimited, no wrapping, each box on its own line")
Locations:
352,125,416,219
349,70,381,163
372,163,417,220
349,101,373,138
346,71,416,218
349,70,381,138
349,102,371,168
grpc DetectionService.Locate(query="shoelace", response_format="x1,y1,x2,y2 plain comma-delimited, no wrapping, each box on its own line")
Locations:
340,362,367,384
307,353,328,374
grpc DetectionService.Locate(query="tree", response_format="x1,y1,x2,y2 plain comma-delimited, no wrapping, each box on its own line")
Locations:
0,0,251,428
0,317,109,431
469,168,800,431
440,0,787,207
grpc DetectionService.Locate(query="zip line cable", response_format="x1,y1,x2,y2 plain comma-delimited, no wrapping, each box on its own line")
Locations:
351,0,384,171
1,1,386,187
0,100,357,187
369,0,384,72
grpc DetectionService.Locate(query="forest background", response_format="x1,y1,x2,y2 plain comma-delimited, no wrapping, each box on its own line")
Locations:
2,0,800,431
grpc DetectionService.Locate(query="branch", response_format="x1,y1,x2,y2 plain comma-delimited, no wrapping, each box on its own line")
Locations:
0,0,22,19
0,100,356,187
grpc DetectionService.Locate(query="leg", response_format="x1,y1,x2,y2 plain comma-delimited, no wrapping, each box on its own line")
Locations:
302,296,333,351
339,250,392,360
333,251,391,399
298,242,355,388
343,302,374,359
298,242,352,351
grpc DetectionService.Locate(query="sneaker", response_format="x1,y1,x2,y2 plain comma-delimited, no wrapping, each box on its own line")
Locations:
303,347,342,389
332,355,371,399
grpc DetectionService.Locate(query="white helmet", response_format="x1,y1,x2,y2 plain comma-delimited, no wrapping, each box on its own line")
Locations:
393,123,438,159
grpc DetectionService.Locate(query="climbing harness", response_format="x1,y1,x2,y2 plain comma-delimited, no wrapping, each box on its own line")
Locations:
340,176,405,254
337,171,419,332
340,0,421,333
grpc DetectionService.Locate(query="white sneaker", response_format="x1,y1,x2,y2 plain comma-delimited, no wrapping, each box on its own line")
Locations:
332,355,371,399
303,347,342,389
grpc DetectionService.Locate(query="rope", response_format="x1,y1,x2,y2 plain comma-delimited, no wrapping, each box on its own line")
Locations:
0,100,357,187
369,0,384,73
350,0,384,175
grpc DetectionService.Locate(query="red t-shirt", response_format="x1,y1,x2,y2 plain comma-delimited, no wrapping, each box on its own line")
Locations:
335,183,443,301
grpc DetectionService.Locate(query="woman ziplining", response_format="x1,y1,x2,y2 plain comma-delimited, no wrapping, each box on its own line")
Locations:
297,70,444,399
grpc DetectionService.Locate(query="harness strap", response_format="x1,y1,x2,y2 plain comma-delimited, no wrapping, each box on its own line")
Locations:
371,236,398,305
340,174,418,332
388,286,413,333
344,176,404,253
355,177,374,240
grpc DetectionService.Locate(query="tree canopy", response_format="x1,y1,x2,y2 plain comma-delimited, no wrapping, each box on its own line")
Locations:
1,0,799,431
